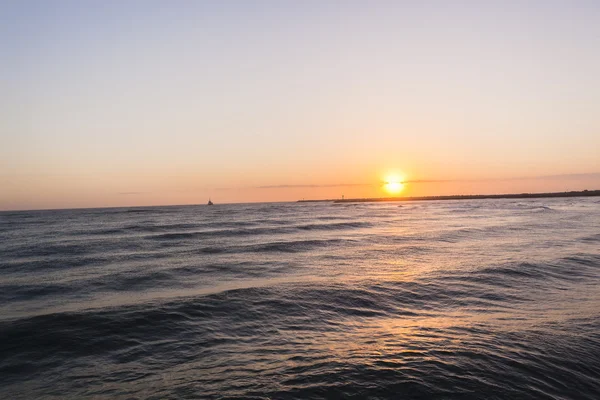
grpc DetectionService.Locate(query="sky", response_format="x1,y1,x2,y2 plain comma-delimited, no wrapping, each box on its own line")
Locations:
1,1,599,210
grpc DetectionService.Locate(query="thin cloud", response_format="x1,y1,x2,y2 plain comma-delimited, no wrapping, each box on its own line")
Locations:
407,173,600,184
403,180,453,183
255,173,600,190
257,181,452,188
525,172,600,180
256,183,373,189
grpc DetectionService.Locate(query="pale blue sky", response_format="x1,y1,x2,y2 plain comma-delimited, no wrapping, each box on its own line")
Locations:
1,1,599,209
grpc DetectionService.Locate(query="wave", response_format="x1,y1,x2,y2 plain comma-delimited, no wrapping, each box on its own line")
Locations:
148,227,293,241
296,221,372,231
581,233,600,243
460,256,600,287
0,283,72,303
532,205,556,212
2,279,599,398
246,238,352,253
121,208,166,214
192,238,353,254
73,221,265,237
147,221,371,241
0,239,150,264
513,203,557,212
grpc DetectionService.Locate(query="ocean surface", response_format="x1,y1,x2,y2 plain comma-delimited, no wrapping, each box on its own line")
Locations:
1,198,600,399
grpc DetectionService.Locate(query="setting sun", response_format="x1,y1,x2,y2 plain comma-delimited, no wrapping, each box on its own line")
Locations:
384,176,405,195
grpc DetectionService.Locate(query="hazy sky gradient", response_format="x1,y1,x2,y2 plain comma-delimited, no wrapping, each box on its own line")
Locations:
2,1,600,209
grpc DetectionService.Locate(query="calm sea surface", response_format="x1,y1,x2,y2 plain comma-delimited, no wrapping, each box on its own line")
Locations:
1,198,600,399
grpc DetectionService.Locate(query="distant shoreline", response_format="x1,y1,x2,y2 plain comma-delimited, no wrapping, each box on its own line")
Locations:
298,189,600,203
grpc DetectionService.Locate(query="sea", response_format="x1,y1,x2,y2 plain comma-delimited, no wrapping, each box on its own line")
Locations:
1,198,600,399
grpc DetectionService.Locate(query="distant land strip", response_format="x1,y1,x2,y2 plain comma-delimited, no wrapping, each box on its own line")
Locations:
297,189,600,203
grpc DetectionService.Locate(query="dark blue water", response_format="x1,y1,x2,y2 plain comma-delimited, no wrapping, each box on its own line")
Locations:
1,198,600,399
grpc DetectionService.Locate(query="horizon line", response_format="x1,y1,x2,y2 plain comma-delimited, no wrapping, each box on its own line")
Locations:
2,188,599,213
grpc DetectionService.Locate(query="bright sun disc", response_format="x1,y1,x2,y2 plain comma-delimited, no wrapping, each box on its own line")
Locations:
384,179,404,194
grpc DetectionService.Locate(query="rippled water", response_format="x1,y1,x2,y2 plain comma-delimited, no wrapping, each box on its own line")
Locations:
1,198,600,399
